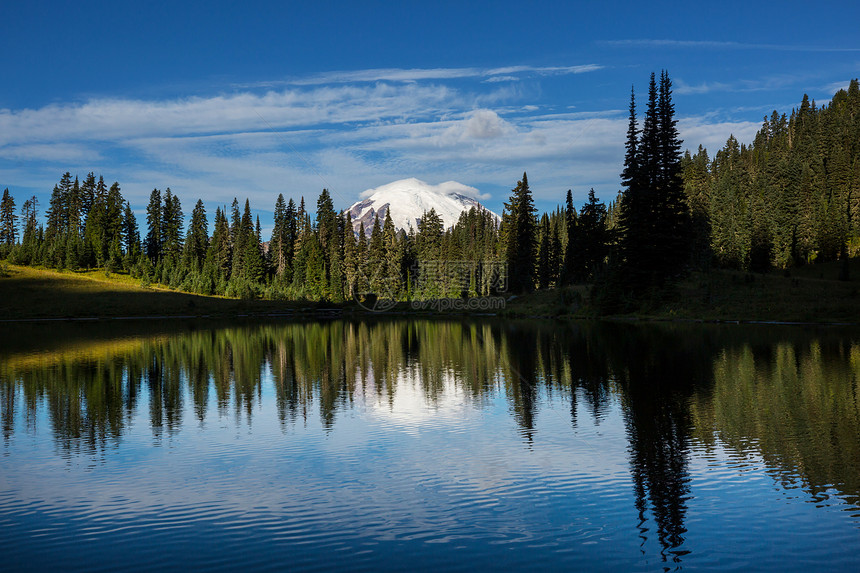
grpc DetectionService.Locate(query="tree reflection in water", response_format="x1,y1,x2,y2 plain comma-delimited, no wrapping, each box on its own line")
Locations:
2,319,859,565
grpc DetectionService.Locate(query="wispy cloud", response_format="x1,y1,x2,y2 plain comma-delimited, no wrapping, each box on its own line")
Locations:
821,80,852,95
240,64,603,87
603,39,860,52
0,84,461,145
674,79,733,95
674,73,840,97
483,76,520,83
0,62,763,221
0,142,102,163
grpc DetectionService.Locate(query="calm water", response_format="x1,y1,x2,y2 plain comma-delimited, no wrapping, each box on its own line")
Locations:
1,318,859,571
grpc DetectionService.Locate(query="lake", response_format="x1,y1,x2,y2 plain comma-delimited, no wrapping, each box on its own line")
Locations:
1,318,859,571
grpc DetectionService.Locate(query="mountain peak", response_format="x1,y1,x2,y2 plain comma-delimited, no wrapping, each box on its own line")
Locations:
347,178,499,234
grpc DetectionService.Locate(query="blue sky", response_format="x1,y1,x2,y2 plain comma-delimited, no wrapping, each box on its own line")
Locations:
1,0,858,233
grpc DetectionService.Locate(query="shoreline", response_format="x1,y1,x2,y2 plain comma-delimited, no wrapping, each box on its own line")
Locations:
2,309,856,328
3,262,860,327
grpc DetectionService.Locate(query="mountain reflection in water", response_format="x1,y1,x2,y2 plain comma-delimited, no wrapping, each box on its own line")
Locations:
1,319,859,571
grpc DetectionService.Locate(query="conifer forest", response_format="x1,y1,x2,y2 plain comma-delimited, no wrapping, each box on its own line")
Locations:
2,74,859,309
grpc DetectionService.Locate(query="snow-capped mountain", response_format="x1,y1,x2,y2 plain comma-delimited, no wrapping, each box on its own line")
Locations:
346,178,499,234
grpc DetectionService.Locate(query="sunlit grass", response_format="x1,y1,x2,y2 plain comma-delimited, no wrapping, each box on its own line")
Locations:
0,264,309,320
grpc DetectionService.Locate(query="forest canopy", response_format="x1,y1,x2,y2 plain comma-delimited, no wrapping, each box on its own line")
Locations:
2,76,858,305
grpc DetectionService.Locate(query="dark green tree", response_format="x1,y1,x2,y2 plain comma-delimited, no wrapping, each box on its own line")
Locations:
416,208,444,298
562,189,578,284
343,212,357,299
0,188,17,247
617,71,691,290
122,202,140,256
208,206,232,284
145,189,162,261
577,189,609,280
184,199,209,271
270,194,289,278
242,199,264,283
368,213,384,294
354,223,368,297
502,172,537,293
161,189,183,261
382,210,402,299
537,213,552,289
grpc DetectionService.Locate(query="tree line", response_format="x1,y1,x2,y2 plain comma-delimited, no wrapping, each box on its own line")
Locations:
2,73,857,305
0,169,610,301
684,79,860,276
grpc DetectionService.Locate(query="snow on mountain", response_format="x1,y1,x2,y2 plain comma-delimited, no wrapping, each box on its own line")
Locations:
346,178,499,234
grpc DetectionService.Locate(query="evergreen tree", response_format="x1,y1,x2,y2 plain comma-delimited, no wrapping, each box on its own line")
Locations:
80,173,96,219
230,198,244,279
97,181,126,267
64,231,82,270
285,198,297,281
271,194,288,278
537,213,552,289
355,223,368,297
549,210,562,286
68,176,82,238
562,189,578,284
161,189,183,261
417,208,444,297
0,188,17,247
315,188,341,300
208,206,232,283
382,210,402,299
368,214,384,294
302,234,326,300
185,199,209,270
45,184,66,266
617,71,691,290
343,212,357,300
653,71,692,276
294,197,307,256
316,189,336,254
328,211,345,302
621,86,642,195
709,136,750,268
502,172,537,293
681,146,712,269
145,189,162,261
122,202,140,257
14,196,39,265
122,201,141,271
577,189,609,280
107,233,123,272
21,195,38,231
242,199,264,283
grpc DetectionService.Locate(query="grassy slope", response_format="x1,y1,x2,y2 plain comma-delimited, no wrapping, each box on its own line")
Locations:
0,264,324,320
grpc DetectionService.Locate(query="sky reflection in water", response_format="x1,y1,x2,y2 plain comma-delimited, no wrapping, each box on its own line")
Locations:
1,319,859,571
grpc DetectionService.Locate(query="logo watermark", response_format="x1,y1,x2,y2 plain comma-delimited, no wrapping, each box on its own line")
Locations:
353,259,508,313
410,296,506,312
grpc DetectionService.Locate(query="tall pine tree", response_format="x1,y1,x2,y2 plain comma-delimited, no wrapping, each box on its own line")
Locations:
502,172,537,293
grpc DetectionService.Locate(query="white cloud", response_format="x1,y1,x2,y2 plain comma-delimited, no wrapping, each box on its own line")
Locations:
675,79,733,95
483,76,520,83
603,39,860,52
0,83,461,146
460,109,514,140
260,64,603,87
0,142,101,162
677,117,761,154
821,80,851,95
0,62,768,221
